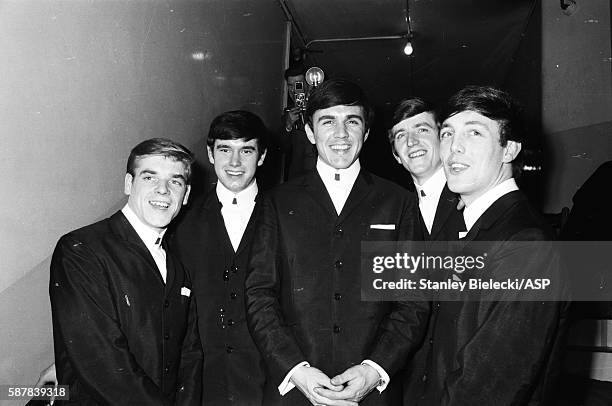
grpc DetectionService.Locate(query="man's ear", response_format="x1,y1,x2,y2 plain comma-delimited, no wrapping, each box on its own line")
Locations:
393,151,402,165
305,123,315,145
207,145,215,165
364,129,370,142
257,148,268,167
124,173,133,196
502,140,522,163
182,185,191,206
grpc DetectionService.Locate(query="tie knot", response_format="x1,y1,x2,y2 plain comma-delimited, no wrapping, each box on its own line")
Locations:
334,173,340,181
155,236,162,246
232,197,237,205
420,189,426,197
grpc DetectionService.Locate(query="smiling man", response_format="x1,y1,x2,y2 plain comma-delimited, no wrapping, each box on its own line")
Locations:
169,110,268,406
246,79,428,406
409,86,567,405
50,138,202,405
388,98,464,241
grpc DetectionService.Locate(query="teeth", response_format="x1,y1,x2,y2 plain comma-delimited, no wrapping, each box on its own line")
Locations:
408,150,426,158
226,171,244,176
450,162,468,171
330,144,350,151
150,201,170,209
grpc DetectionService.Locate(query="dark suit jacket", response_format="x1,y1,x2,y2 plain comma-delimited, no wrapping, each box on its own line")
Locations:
420,183,465,241
406,190,568,406
245,169,429,406
169,188,265,406
50,211,202,406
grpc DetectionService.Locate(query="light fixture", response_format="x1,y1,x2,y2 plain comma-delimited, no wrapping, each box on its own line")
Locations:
403,40,413,56
305,67,325,87
403,0,414,56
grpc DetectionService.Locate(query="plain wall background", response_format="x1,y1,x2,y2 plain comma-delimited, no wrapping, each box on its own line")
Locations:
0,0,286,402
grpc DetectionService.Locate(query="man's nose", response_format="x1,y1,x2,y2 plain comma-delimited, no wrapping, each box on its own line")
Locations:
334,124,349,138
406,132,419,147
156,181,169,194
229,150,241,166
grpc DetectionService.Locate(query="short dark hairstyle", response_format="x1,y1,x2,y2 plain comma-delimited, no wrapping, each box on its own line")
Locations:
387,97,438,155
206,110,268,153
442,86,525,147
305,78,374,131
284,65,306,80
127,138,195,184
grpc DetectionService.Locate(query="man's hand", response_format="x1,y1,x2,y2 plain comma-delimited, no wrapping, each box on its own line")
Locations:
290,365,358,406
35,363,57,387
284,107,302,131
315,364,380,402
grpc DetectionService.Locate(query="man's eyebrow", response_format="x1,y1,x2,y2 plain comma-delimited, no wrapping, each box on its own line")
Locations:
316,115,337,122
215,143,232,149
414,121,436,129
139,169,158,175
346,114,364,121
241,145,256,150
171,173,187,181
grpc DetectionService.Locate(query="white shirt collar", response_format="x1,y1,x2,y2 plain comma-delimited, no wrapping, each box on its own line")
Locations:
463,178,519,232
216,180,258,207
316,158,361,185
316,158,361,215
414,166,446,199
121,204,166,248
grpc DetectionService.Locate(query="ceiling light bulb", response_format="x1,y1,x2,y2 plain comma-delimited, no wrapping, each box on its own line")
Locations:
403,41,413,55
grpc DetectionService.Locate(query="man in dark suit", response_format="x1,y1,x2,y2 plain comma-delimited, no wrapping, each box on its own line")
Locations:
49,138,202,405
245,79,429,406
387,97,464,241
408,86,567,405
170,110,268,405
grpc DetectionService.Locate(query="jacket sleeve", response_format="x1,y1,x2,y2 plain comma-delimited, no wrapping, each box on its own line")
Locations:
443,232,567,406
244,194,306,386
368,195,430,376
50,235,171,405
175,294,203,406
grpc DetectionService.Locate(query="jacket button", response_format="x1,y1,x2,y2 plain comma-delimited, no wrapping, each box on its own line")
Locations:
164,300,170,308
230,292,237,299
334,293,342,300
429,338,433,345
226,345,234,353
333,325,341,333
334,227,343,237
223,269,230,281
421,373,427,382
164,367,170,374
334,260,343,270
228,319,235,326
232,266,238,273
164,332,170,340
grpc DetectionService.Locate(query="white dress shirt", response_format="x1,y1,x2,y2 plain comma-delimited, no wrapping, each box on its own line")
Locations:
460,178,519,237
414,166,446,234
217,180,258,251
121,204,167,283
279,158,390,396
316,158,361,215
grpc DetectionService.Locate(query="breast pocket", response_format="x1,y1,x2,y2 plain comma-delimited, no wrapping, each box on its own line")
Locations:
364,223,399,241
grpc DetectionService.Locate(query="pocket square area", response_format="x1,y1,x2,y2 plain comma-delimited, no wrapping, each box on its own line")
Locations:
370,224,396,230
180,287,191,297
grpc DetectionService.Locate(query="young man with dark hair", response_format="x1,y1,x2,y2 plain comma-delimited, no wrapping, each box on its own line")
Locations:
388,97,464,240
50,138,202,405
170,110,268,405
408,86,567,405
246,79,428,406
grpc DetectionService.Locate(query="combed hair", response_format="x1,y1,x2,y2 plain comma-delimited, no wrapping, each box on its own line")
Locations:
206,110,268,153
126,138,194,184
305,78,374,131
387,97,438,154
442,85,525,146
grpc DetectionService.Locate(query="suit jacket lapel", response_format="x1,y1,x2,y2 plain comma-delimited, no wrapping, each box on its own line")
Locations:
303,171,338,218
235,193,260,256
109,211,166,286
431,184,460,240
337,170,372,223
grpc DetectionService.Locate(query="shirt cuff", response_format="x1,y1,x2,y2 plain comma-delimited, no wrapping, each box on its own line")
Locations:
361,359,390,393
278,361,310,395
